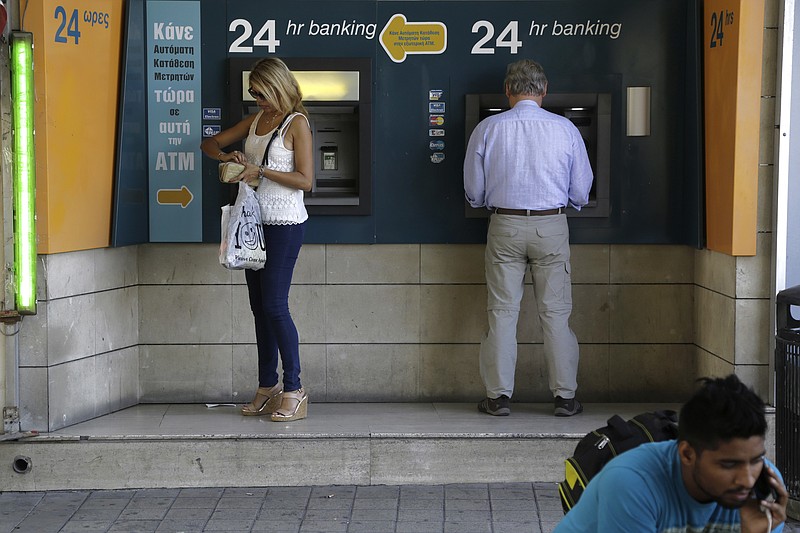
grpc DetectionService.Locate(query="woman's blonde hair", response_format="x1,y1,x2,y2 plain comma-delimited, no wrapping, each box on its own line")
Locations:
248,57,307,117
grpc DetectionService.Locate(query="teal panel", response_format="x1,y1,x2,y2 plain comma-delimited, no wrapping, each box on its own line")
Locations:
146,0,203,242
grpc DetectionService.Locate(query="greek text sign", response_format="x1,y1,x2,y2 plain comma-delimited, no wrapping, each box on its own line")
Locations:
146,0,202,242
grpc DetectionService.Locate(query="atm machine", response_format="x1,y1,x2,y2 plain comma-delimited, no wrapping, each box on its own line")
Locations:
228,57,372,215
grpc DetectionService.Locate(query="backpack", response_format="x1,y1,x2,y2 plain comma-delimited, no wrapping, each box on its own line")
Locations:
557,410,679,514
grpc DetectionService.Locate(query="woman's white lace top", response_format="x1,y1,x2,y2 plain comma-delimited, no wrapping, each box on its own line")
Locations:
243,111,309,225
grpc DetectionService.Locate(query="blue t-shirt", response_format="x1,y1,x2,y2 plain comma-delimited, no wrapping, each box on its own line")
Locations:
554,440,784,533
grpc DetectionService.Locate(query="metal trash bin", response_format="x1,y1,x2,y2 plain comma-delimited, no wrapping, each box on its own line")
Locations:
776,285,800,502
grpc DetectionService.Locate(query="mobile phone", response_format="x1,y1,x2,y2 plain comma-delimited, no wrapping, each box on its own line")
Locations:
752,465,777,501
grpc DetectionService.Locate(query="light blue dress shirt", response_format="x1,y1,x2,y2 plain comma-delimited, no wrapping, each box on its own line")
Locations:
464,99,594,211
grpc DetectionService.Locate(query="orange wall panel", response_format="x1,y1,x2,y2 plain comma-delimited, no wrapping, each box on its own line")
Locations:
703,0,764,256
27,0,124,253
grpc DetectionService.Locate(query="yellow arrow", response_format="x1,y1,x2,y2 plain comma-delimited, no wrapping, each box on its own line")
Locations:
157,186,193,208
379,14,447,63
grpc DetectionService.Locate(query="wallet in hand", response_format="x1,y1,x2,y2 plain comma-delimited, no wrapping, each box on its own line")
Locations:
218,162,245,183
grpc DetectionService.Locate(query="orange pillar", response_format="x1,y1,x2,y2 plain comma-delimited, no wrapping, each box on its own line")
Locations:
703,0,764,256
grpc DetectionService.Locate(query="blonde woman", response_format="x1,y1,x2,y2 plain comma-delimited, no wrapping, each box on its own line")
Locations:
201,57,313,422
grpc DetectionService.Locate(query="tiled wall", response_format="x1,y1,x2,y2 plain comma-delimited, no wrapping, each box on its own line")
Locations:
692,0,779,398
134,242,697,406
16,235,768,431
17,247,139,431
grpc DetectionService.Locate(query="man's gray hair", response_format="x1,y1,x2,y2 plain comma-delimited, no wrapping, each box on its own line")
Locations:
504,59,548,97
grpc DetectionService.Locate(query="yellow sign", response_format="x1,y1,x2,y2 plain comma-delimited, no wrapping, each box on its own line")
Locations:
380,14,447,63
157,186,194,208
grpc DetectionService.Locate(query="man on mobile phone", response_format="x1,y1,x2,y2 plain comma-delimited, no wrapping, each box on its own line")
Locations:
555,374,789,533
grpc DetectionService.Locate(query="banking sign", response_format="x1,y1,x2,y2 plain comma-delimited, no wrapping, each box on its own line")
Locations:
115,0,703,246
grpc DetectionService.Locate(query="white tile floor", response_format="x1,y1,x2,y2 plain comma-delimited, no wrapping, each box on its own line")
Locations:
47,402,681,439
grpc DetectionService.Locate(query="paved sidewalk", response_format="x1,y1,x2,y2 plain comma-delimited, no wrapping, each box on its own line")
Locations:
2,483,799,533
3,483,559,533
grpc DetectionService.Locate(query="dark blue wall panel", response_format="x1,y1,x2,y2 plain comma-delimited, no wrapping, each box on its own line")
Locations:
114,0,703,246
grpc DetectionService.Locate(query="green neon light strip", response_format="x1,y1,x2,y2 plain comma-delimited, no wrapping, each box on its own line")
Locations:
11,33,36,314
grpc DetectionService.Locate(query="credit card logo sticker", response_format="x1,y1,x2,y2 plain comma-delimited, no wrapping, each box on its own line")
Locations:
203,108,222,120
430,152,445,164
430,115,445,126
429,102,445,113
429,90,444,101
429,140,445,150
429,129,445,137
203,125,221,137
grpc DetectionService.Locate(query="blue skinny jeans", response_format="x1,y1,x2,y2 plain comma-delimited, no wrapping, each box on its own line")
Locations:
244,222,305,391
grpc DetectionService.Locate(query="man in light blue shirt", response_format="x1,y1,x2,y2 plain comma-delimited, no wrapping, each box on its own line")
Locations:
464,59,593,417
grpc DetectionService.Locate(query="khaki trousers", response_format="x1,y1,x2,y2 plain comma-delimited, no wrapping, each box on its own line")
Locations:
479,213,579,399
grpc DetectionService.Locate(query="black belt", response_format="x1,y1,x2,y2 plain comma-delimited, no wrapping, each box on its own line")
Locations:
494,207,563,216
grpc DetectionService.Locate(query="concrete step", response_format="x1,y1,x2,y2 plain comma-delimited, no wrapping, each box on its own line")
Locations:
1,402,682,491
